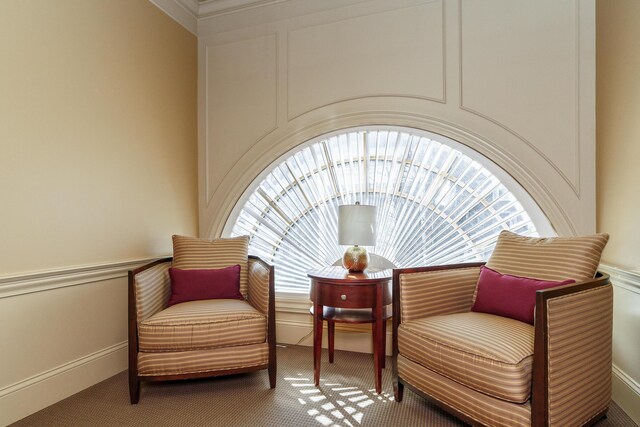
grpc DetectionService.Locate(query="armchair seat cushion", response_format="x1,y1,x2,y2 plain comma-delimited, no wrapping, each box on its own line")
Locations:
398,312,534,403
138,299,266,352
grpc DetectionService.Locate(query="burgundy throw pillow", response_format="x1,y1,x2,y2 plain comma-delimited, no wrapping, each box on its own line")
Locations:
471,266,575,324
168,265,243,306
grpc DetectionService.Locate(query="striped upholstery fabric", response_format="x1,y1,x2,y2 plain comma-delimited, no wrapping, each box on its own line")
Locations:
546,284,613,426
172,235,250,297
138,299,266,352
398,355,531,427
398,312,534,403
138,343,269,376
486,230,609,282
134,261,172,323
399,266,481,322
248,258,270,315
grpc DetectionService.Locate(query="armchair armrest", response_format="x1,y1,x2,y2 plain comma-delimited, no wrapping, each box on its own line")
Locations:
392,263,484,324
127,257,172,394
128,258,172,325
247,256,274,316
532,272,613,426
247,255,276,386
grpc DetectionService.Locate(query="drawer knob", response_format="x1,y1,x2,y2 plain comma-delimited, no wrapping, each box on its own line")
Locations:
341,294,347,301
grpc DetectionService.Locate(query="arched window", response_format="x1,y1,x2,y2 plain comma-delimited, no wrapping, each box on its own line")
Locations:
230,128,546,294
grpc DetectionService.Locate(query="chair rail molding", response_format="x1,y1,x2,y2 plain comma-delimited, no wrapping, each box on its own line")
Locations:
599,263,640,294
0,258,163,299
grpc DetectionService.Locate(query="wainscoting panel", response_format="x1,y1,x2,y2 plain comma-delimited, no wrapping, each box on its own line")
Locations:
600,264,640,425
0,259,152,426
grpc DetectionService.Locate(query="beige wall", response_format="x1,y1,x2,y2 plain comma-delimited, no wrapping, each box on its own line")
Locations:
0,1,197,424
596,1,640,423
597,0,640,270
0,0,198,275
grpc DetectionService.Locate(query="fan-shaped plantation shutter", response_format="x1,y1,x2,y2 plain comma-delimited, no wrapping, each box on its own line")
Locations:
231,130,537,293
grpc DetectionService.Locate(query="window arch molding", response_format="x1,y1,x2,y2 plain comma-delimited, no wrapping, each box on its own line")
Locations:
222,125,555,294
207,113,573,242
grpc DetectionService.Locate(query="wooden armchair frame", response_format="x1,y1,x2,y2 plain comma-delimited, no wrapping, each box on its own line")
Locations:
128,255,276,404
392,262,612,427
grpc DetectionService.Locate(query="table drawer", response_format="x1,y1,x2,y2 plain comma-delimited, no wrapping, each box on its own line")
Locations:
312,281,391,308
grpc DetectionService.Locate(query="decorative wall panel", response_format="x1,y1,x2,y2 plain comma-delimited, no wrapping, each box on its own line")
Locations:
205,34,278,202
287,2,445,119
460,0,581,191
197,0,595,240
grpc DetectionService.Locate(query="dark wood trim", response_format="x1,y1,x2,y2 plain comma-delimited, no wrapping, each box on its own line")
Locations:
128,256,277,403
392,268,402,401
128,258,172,404
309,268,390,393
393,265,611,426
531,272,611,426
248,256,277,388
392,262,484,401
130,257,172,276
249,255,278,389
397,377,485,427
582,407,609,427
392,262,485,277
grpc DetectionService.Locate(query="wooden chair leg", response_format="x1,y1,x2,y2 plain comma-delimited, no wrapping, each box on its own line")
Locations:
394,380,404,402
129,377,140,404
269,362,277,389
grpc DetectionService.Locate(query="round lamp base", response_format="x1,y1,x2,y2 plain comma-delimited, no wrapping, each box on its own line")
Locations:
342,246,369,272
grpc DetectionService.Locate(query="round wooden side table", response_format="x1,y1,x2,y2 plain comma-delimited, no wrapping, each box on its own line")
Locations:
307,266,392,394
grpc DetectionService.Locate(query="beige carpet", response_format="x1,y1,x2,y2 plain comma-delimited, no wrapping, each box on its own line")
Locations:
11,345,637,427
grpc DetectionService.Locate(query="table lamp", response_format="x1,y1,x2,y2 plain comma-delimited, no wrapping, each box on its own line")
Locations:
338,202,377,272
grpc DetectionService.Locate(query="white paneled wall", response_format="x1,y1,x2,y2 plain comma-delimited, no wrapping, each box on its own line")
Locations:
197,0,595,240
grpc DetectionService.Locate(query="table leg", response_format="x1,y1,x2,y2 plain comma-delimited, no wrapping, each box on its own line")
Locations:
313,302,323,387
382,319,386,369
328,320,335,363
373,287,384,394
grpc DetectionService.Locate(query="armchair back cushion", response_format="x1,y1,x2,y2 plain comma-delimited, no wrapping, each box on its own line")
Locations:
172,235,250,298
485,230,609,282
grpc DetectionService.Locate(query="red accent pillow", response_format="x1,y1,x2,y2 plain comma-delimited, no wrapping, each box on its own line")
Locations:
168,265,243,306
471,266,575,324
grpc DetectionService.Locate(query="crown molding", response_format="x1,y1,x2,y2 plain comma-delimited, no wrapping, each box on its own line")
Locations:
149,0,286,35
197,0,286,18
149,0,198,35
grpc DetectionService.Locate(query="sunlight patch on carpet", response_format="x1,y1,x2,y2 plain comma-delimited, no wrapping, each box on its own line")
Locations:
286,374,395,426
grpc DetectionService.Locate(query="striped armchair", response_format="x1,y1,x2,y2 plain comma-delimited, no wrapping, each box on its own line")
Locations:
392,231,611,426
127,236,276,404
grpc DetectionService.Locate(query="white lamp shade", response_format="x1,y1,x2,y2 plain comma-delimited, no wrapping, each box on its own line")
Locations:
338,204,376,246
